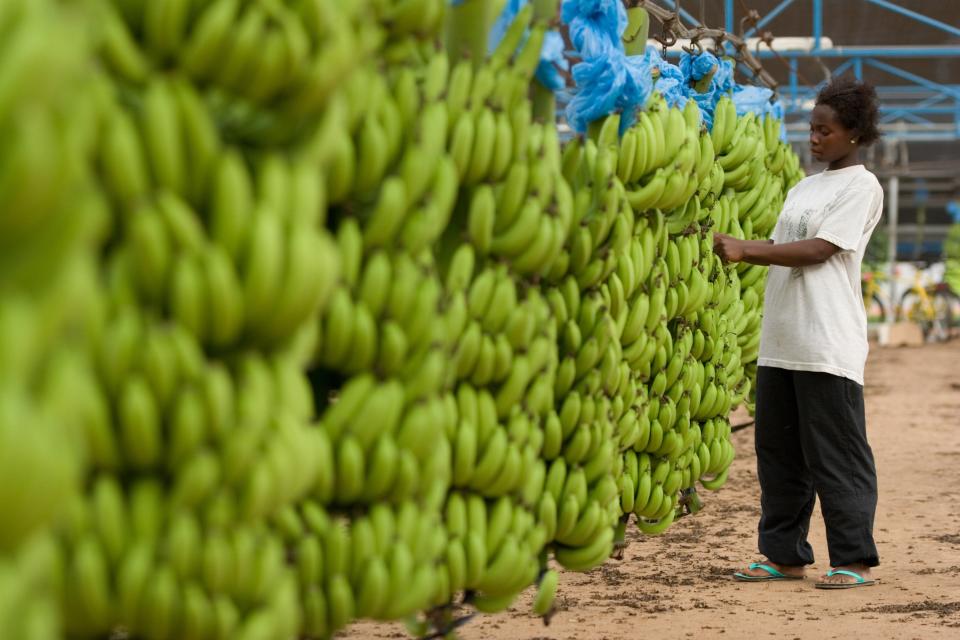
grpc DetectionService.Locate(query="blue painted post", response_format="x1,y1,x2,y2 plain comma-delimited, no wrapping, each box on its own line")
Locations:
725,0,734,34
813,0,822,51
790,58,798,112
854,58,863,80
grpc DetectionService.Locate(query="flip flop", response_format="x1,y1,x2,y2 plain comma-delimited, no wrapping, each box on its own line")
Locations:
733,562,805,582
814,569,877,589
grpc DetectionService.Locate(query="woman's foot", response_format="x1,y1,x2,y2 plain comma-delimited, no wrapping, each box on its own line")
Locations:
816,563,875,588
734,560,806,580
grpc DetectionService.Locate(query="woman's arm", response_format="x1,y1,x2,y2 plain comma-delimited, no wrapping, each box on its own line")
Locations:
712,233,840,267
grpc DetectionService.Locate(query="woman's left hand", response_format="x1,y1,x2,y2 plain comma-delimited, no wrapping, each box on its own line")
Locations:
713,232,746,263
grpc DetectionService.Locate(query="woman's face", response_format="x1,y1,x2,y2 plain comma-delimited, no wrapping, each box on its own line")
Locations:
809,103,857,163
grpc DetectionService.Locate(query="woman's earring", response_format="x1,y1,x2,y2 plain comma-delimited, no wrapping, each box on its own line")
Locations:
850,138,857,144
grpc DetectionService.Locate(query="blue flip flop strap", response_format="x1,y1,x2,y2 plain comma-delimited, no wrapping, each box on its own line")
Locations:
748,562,786,578
826,569,866,582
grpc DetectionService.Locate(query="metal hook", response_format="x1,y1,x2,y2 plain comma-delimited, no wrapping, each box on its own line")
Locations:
710,32,726,56
739,9,760,38
653,32,677,56
756,30,774,56
682,29,705,55
653,14,678,56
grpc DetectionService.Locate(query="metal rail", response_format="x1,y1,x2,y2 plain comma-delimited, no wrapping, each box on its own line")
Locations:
631,0,780,90
646,0,960,141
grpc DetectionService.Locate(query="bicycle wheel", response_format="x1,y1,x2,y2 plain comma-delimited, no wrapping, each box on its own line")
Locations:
865,292,886,324
931,291,957,341
898,290,934,340
948,293,960,332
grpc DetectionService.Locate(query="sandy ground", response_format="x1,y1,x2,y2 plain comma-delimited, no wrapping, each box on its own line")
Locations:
343,339,960,640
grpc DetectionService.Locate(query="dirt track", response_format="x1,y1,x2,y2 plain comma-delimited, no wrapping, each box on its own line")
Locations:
343,339,960,640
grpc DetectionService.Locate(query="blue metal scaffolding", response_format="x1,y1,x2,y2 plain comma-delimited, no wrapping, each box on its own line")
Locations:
658,0,960,141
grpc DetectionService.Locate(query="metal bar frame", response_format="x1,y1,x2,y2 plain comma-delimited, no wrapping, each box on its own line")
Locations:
658,0,960,140
830,58,856,78
863,58,960,99
880,110,935,126
863,0,960,39
751,46,960,58
743,0,797,38
778,13,958,140
655,1,702,28
915,94,949,109
880,107,957,116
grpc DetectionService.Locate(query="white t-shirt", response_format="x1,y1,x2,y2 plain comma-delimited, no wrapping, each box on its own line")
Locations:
758,164,884,385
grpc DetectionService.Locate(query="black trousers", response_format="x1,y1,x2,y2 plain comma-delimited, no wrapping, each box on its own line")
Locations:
754,366,879,568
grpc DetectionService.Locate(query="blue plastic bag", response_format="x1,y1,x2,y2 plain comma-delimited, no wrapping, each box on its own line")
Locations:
561,0,627,58
697,56,735,131
732,85,774,118
536,31,569,91
678,51,732,129
561,0,654,133
680,50,719,82
646,47,688,109
712,57,735,95
563,47,654,132
732,86,789,141
565,56,619,132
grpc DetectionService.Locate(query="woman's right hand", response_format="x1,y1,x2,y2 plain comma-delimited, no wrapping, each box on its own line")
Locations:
713,232,746,263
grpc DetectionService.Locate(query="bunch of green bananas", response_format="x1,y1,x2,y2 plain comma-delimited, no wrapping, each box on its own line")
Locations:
99,0,397,145
60,490,302,639
96,76,342,352
283,499,449,637
712,101,803,409
608,98,720,223
301,1,577,626
45,2,363,633
0,535,64,639
0,2,108,637
539,91,801,561
301,8,568,628
53,308,324,638
0,0,815,634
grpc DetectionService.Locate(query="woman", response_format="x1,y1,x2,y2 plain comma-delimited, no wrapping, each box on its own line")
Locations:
714,76,884,589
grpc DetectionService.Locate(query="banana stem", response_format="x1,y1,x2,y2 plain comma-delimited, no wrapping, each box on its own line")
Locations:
693,67,717,93
623,7,649,56
586,118,604,141
446,0,493,67
531,1,559,124
532,0,559,20
532,82,555,123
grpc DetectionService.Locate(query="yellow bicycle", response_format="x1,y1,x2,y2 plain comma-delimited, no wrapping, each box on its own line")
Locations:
860,269,888,324
895,264,954,342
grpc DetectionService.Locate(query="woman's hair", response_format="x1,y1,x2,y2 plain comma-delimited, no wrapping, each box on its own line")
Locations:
815,75,881,146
